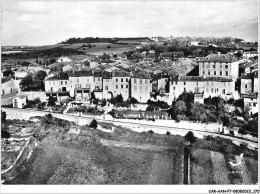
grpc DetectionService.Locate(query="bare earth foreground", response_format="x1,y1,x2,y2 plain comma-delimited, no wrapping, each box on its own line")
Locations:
1,117,257,185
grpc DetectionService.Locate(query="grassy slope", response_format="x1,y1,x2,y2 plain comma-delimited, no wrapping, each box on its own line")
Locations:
244,157,258,184
190,148,214,184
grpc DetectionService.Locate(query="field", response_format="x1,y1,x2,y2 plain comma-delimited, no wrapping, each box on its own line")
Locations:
4,121,183,184
2,117,258,185
190,148,257,185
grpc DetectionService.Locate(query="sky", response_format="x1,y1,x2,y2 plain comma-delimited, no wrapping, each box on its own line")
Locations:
1,0,258,46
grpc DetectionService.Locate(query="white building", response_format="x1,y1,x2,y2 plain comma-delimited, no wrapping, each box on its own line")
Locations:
102,71,131,101
57,56,72,63
169,76,239,100
243,93,258,115
44,72,71,101
130,72,152,103
2,78,19,95
198,54,239,79
68,71,95,101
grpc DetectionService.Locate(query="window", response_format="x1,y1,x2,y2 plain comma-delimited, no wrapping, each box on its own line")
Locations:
61,81,63,85
173,87,175,90
213,65,216,68
203,64,205,68
206,88,209,92
203,71,205,75
126,85,128,88
76,84,81,89
214,71,216,75
116,78,118,82
211,88,213,93
226,71,228,76
222,89,225,94
77,79,79,83
196,82,198,86
116,85,118,89
225,65,228,69
145,79,148,84
184,82,186,85
224,82,226,86
10,88,12,92
121,78,123,82
98,78,100,81
87,79,89,82
134,79,137,84
65,81,67,85
139,86,142,90
253,103,256,107
140,79,142,84
126,78,128,82
220,71,222,75
220,65,222,68
134,86,137,90
245,84,247,88
49,82,51,85
212,82,214,85
208,71,210,75
105,86,108,90
184,88,186,92
121,85,123,89
51,87,53,92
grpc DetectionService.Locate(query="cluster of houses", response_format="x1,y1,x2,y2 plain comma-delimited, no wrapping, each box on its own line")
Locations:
1,52,258,116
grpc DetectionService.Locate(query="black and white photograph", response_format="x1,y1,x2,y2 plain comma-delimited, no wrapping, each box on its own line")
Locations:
1,0,259,193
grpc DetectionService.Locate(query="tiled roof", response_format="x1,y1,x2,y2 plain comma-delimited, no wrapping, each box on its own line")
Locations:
67,71,93,77
46,72,69,81
170,76,233,82
112,71,130,77
93,71,103,77
102,71,112,79
198,54,238,63
132,72,150,79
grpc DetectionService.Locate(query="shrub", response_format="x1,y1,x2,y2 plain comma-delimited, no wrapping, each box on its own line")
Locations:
146,106,154,111
89,119,98,129
176,115,182,122
185,131,196,144
1,130,10,139
166,131,171,136
148,130,154,134
42,113,53,124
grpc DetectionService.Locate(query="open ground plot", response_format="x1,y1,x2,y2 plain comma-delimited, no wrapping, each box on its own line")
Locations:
5,141,180,184
190,148,257,185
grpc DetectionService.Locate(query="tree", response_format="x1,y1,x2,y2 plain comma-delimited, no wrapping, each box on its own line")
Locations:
3,70,14,77
48,96,57,106
174,100,187,116
35,70,47,90
20,74,34,91
84,60,90,67
129,97,138,104
42,113,53,124
131,52,144,60
185,131,196,144
89,119,98,129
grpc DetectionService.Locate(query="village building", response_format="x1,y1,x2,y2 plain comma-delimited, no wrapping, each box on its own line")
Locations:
12,93,28,108
57,56,72,63
243,93,258,115
130,72,152,103
169,76,239,100
44,72,70,101
2,77,19,96
198,54,239,79
68,71,95,101
93,71,103,91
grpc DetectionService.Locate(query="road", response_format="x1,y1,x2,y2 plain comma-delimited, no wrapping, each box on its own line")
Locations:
2,107,258,148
